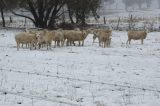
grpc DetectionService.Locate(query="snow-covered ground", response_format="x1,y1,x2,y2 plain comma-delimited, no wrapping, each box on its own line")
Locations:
0,29,160,106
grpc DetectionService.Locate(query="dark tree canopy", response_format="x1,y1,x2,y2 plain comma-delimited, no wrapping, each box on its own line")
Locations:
1,0,66,28
66,0,101,25
0,0,102,28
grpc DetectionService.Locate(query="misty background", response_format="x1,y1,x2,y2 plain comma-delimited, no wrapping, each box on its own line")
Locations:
100,0,160,14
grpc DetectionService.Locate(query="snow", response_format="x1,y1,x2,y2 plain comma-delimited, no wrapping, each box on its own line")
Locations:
0,29,160,106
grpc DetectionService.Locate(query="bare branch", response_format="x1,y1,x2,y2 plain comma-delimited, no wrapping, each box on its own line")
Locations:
1,0,36,24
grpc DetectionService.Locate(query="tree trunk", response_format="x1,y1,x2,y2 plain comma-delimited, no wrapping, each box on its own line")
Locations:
0,8,5,27
48,18,56,28
75,9,80,24
68,8,74,24
81,11,86,25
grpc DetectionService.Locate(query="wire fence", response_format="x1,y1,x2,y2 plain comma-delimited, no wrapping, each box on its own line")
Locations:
1,68,160,93
0,89,81,106
1,12,160,31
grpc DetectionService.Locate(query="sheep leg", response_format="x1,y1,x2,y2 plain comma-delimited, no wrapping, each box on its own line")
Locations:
106,40,109,47
39,44,41,49
73,41,76,46
56,41,58,47
66,40,69,46
141,39,143,44
42,44,45,48
29,43,31,50
128,39,131,45
67,41,69,46
105,41,107,48
70,41,72,46
78,41,81,46
126,39,128,44
59,41,61,47
108,38,111,47
102,42,104,48
99,39,101,46
30,42,35,50
93,37,96,43
72,41,75,46
35,43,37,49
26,43,28,48
82,40,84,46
57,41,60,47
69,41,71,46
54,41,56,48
93,34,97,43
49,43,51,49
34,43,37,49
60,40,63,47
22,44,24,48
46,43,49,50
17,42,20,51
126,38,131,44
61,40,64,47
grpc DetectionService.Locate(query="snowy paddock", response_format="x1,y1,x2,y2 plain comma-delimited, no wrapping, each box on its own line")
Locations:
0,29,160,106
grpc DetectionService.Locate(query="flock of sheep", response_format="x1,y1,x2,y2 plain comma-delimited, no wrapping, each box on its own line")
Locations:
15,28,148,51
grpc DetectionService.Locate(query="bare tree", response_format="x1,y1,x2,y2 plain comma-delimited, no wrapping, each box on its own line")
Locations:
1,0,102,28
2,0,66,28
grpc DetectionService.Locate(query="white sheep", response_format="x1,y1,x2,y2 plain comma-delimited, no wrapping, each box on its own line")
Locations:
63,30,90,46
92,29,112,44
37,29,53,50
98,31,112,48
52,30,65,47
15,32,38,51
126,30,147,44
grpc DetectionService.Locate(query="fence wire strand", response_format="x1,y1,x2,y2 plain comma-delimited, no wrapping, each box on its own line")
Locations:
1,68,160,93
